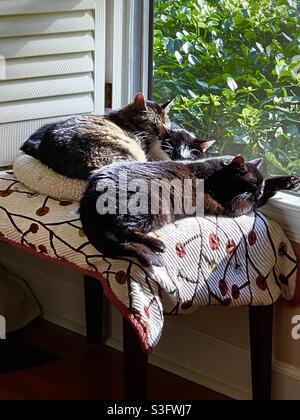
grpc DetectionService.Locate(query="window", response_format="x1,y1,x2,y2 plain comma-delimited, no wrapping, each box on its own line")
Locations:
151,0,300,178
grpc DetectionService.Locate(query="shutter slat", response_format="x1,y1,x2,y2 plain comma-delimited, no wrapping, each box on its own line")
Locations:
0,32,95,59
0,94,94,124
0,11,95,39
0,0,96,16
5,53,94,81
0,73,94,103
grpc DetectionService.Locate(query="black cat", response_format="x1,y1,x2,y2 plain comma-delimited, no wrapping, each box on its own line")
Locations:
80,155,299,266
154,122,215,161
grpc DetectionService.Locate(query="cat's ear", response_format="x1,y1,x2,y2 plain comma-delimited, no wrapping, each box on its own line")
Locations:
249,158,263,169
232,156,245,166
195,139,216,153
230,156,248,173
223,156,244,167
157,123,170,140
133,92,147,111
161,99,175,114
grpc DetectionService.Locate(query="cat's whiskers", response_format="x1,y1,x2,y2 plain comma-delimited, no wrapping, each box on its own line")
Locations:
230,192,255,209
162,143,173,152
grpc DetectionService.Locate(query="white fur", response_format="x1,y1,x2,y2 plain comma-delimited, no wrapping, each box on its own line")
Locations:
180,145,192,160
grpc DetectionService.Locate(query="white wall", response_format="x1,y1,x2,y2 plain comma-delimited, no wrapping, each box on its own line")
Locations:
1,241,300,400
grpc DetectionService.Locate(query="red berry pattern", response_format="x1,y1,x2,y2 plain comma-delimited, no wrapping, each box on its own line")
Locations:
176,243,186,258
209,234,220,251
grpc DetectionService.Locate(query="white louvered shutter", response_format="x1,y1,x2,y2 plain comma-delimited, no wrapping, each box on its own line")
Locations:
0,0,106,166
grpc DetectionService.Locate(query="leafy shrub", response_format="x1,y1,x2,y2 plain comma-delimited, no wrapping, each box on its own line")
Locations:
153,0,300,175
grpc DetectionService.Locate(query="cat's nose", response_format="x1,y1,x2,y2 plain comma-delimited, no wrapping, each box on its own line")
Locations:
255,189,264,199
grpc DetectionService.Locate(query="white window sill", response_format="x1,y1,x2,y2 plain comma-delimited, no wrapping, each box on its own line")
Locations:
260,192,300,243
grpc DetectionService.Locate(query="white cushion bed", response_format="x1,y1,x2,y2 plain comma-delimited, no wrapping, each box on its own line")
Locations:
13,154,86,202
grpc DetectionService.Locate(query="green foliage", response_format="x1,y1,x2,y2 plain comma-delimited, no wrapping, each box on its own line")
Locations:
153,0,300,175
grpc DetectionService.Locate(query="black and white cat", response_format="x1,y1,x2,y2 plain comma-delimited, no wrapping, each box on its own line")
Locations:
80,155,299,266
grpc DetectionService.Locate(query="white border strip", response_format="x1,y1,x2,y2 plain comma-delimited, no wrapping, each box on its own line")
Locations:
261,192,300,243
93,0,106,114
112,0,124,109
127,0,151,101
141,0,151,96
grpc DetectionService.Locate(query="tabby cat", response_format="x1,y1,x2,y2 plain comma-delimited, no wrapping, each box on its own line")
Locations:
20,93,170,180
80,155,299,266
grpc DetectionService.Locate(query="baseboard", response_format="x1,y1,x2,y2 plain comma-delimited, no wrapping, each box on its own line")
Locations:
2,249,300,400
272,361,300,400
43,311,86,337
105,320,300,400
105,320,252,400
43,292,300,400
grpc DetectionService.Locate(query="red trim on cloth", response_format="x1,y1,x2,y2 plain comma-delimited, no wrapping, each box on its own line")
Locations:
0,236,151,353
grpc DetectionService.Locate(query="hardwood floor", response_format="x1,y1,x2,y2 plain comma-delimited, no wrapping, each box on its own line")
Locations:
0,320,230,400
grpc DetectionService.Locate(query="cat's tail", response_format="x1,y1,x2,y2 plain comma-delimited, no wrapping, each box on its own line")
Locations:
20,123,56,159
105,239,165,267
20,137,41,159
88,231,165,267
80,216,164,267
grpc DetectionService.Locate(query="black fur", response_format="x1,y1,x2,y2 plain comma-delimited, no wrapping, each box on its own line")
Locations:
158,122,216,161
21,123,57,159
20,94,216,181
80,156,299,267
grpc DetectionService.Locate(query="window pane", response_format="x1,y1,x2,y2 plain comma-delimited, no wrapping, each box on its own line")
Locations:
152,0,300,178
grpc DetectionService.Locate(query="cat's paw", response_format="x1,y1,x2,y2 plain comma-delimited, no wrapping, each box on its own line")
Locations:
124,242,165,267
272,175,300,191
138,251,164,267
147,254,164,267
146,237,167,253
283,176,300,191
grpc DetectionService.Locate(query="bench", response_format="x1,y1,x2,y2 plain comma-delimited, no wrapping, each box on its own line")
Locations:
0,169,298,400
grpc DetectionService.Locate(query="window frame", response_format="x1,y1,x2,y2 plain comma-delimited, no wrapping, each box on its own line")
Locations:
140,0,300,244
261,192,300,244
127,0,153,102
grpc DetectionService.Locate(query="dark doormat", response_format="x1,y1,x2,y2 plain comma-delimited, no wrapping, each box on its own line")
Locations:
0,337,60,374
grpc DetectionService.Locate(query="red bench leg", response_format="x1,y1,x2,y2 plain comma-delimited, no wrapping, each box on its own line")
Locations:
249,305,273,400
84,275,104,344
123,318,148,400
